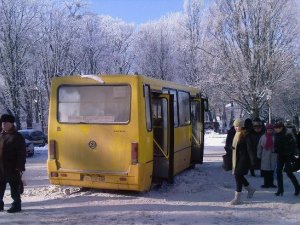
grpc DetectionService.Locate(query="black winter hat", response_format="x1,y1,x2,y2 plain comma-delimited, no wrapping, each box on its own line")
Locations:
274,119,284,128
244,118,253,129
1,114,15,123
252,117,262,126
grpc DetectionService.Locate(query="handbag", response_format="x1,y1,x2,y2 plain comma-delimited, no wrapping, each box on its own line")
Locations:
222,153,232,171
284,156,300,173
291,156,300,172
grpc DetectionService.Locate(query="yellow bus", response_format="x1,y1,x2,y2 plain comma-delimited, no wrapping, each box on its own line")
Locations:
47,74,208,191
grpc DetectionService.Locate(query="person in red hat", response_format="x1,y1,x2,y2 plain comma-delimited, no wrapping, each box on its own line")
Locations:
0,114,26,213
257,124,277,188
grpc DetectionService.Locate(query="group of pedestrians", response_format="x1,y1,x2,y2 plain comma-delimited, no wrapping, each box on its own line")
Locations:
226,118,300,205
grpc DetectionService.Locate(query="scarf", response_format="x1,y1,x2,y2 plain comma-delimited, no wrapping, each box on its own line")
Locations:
231,131,240,174
264,133,273,151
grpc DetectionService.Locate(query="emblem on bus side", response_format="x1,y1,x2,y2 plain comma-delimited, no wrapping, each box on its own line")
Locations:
88,140,97,149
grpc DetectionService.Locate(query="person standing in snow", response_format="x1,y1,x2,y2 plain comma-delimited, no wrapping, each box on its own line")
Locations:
247,118,264,177
0,114,26,213
230,119,256,205
257,124,277,188
224,121,236,154
274,120,300,196
285,121,299,156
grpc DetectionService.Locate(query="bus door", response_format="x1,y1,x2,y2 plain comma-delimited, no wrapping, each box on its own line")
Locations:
190,98,205,164
152,94,174,183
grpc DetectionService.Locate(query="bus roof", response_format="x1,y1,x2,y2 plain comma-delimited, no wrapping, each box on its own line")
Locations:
52,74,201,96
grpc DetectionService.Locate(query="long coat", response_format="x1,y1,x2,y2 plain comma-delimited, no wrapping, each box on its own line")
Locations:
257,135,277,171
247,130,264,169
224,126,236,153
274,128,296,158
232,132,256,175
0,128,26,182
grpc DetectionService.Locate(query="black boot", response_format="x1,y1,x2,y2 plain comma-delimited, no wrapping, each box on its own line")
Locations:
261,175,269,188
286,172,300,196
268,171,277,188
276,171,284,196
250,169,256,177
261,171,269,188
7,202,21,213
295,186,300,196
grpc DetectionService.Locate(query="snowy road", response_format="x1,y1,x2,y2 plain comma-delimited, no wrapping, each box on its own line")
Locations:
1,133,299,225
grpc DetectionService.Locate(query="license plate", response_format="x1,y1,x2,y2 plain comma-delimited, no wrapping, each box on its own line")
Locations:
83,175,105,182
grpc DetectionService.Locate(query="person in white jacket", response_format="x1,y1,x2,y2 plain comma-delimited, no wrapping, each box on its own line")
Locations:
257,124,277,188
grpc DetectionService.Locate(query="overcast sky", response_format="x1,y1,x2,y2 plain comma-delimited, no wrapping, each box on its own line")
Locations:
86,0,185,24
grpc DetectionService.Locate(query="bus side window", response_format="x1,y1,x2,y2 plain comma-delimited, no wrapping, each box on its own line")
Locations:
169,89,178,128
152,99,162,127
144,85,152,131
162,88,178,128
178,91,191,126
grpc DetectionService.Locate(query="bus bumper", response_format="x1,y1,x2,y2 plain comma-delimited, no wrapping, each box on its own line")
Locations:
47,160,153,192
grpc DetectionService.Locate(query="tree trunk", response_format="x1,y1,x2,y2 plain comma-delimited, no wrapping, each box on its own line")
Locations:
25,92,33,128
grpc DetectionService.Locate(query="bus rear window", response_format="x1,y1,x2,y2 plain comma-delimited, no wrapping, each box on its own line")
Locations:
58,85,130,124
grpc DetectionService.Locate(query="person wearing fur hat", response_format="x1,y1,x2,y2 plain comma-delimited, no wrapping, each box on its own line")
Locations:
274,119,300,196
229,119,256,205
0,114,26,213
257,124,277,188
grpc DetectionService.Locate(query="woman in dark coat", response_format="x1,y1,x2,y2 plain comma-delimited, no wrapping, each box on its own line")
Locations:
274,120,300,196
230,119,256,205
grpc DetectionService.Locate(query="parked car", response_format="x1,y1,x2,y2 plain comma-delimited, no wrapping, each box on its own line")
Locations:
19,129,47,147
25,139,34,157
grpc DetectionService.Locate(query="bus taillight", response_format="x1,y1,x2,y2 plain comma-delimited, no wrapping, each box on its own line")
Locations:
131,142,138,164
49,140,56,159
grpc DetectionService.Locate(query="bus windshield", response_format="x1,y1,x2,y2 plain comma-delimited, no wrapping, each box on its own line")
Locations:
58,85,130,124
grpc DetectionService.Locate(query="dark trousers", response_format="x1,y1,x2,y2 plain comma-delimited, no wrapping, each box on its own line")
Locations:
249,168,255,176
262,170,275,186
276,158,299,192
234,174,250,192
0,181,21,208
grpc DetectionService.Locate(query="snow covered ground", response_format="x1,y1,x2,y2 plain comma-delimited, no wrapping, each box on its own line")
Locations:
1,132,299,225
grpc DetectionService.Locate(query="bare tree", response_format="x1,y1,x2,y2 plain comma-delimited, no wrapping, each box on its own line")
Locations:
0,0,39,128
26,0,86,130
272,65,300,127
78,15,106,74
207,0,298,118
95,16,135,75
133,18,177,81
178,0,207,86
